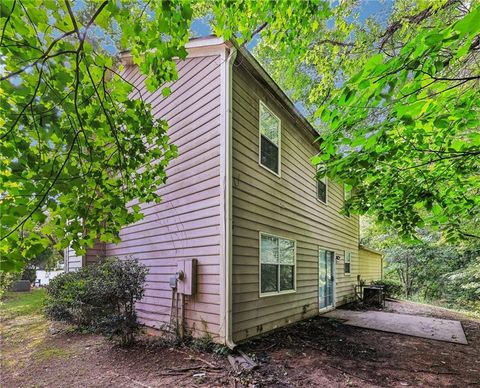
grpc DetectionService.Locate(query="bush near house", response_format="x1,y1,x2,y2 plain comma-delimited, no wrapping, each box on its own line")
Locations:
371,279,403,299
45,257,148,346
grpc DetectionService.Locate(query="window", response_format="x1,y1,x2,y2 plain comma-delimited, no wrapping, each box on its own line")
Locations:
317,166,327,204
344,251,352,275
260,233,295,295
259,101,281,175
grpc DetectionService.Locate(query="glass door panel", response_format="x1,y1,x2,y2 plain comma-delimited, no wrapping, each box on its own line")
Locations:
319,249,335,310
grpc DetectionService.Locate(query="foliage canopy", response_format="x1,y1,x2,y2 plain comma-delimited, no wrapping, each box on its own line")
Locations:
1,0,479,273
1,0,191,270
254,1,480,240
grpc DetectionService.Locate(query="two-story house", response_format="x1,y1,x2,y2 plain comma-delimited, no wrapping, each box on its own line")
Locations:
65,36,383,347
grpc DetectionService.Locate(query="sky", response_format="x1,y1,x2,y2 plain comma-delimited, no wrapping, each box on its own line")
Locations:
191,0,395,49
69,0,396,54
6,1,394,90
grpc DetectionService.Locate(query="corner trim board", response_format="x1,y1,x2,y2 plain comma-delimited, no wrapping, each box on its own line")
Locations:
223,46,237,349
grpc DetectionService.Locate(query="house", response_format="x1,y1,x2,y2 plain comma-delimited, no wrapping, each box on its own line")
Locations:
35,268,63,286
65,36,383,346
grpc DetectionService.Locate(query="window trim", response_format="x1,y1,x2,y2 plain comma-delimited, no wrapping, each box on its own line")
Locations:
344,250,352,275
316,166,328,205
259,231,297,297
258,100,282,178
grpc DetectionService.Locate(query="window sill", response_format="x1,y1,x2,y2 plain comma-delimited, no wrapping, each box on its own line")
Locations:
316,197,327,206
258,162,281,178
259,289,296,298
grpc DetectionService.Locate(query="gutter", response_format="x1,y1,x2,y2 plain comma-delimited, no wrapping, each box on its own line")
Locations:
358,245,383,256
224,45,237,349
230,40,318,141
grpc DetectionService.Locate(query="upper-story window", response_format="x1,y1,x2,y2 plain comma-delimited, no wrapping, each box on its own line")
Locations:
317,166,327,204
259,101,281,176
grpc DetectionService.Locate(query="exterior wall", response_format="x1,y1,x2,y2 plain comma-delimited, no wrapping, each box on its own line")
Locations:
65,246,83,272
99,55,225,339
230,59,360,342
85,241,105,265
36,270,63,286
359,247,383,284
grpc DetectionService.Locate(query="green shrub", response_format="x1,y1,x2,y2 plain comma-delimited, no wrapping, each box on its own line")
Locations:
45,257,148,346
0,271,18,299
371,279,403,299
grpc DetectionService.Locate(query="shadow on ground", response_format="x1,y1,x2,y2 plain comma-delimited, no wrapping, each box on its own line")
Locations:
2,291,479,387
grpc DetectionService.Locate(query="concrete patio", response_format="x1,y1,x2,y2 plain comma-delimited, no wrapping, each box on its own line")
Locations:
324,309,468,344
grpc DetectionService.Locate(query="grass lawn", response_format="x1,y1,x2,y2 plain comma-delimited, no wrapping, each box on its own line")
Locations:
2,288,46,319
0,288,68,371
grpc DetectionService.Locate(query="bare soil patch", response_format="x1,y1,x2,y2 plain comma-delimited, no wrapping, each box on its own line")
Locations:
2,325,232,387
2,291,479,387
237,300,480,387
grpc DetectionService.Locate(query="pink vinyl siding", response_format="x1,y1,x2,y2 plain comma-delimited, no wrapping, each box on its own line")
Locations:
231,55,360,342
103,55,224,338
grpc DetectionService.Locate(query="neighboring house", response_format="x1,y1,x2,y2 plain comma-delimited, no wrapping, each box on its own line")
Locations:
35,269,63,286
64,36,383,346
359,246,384,284
35,261,64,286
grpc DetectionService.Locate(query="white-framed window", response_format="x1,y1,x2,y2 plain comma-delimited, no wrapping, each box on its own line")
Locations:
259,232,296,295
259,101,281,176
316,166,328,204
344,251,352,275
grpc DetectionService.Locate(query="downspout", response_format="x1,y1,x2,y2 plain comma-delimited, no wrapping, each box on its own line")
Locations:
224,46,237,349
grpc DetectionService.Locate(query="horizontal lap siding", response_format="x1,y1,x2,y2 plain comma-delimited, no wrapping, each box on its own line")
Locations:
231,64,359,342
359,248,383,284
66,247,83,272
104,56,223,339
85,241,105,265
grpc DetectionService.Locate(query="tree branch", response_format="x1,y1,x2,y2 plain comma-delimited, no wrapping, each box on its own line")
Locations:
0,30,76,81
379,0,460,51
0,0,16,48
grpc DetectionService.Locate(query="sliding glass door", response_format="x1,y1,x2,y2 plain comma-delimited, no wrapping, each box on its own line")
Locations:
319,249,335,310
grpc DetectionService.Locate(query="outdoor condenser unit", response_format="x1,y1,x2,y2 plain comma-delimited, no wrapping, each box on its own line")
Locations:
363,286,385,307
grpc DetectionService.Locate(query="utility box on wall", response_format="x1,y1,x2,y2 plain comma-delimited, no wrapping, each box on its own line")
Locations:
177,258,197,295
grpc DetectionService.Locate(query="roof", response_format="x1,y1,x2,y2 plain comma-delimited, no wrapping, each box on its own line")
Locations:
186,36,317,138
121,36,318,139
359,245,383,256
232,42,318,139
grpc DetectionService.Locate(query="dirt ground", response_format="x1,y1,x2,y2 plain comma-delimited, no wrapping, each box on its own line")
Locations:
239,300,480,387
1,291,479,387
